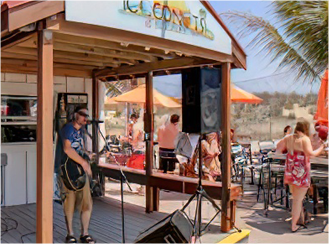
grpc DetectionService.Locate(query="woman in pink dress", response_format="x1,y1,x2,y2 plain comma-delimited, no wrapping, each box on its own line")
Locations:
276,120,325,232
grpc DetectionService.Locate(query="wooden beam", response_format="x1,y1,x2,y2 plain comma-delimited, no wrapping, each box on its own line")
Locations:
220,62,232,233
1,63,92,78
55,42,153,62
54,32,173,60
1,4,9,37
92,72,99,154
52,42,140,64
55,14,234,63
96,57,219,78
1,57,99,70
1,31,36,51
145,71,154,213
8,1,64,32
232,43,247,70
1,51,119,68
3,46,124,66
201,1,247,70
36,27,54,243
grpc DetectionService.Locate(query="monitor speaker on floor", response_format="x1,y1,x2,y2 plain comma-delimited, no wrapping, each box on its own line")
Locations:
135,210,193,243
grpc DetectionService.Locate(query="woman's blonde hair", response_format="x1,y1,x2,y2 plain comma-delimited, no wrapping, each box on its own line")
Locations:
294,120,310,137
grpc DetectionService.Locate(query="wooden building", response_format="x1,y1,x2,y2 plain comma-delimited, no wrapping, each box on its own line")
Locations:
1,1,246,242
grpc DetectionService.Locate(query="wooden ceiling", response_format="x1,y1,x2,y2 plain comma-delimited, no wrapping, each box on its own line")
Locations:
1,31,186,78
1,1,246,79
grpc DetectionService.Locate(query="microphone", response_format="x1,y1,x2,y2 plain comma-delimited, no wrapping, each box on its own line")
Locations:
87,119,104,124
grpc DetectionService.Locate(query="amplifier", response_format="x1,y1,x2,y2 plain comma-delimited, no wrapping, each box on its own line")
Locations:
135,210,193,243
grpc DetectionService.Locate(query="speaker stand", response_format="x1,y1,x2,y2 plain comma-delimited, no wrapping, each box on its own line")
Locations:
181,136,222,242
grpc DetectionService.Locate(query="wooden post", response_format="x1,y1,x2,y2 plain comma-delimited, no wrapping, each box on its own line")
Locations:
145,71,154,213
221,63,232,232
36,26,53,243
92,73,99,158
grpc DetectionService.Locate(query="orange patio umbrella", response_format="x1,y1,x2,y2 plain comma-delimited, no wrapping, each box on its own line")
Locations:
314,70,328,125
110,84,262,107
231,85,263,104
105,96,119,105
113,84,181,108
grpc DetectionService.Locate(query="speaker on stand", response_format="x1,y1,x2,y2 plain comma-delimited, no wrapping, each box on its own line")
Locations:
181,67,231,241
182,67,222,134
135,67,240,243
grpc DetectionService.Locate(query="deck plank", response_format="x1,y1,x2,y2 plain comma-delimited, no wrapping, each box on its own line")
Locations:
1,196,166,243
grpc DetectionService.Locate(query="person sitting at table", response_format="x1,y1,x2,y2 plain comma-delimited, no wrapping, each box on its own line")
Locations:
284,125,292,137
276,120,325,232
158,114,180,173
201,132,221,182
128,113,138,138
311,122,328,151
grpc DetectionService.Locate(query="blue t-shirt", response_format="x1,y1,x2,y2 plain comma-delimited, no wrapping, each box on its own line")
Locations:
61,122,84,155
54,122,85,173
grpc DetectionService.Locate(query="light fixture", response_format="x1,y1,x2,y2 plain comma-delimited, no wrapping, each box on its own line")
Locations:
145,47,151,51
120,42,129,47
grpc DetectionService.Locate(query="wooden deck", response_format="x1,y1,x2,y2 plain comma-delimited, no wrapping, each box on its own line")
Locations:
1,196,168,243
1,194,232,243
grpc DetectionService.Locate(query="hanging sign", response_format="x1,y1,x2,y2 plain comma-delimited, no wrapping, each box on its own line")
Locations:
65,1,232,55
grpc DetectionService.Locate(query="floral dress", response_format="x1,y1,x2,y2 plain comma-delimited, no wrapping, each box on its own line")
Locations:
284,150,311,188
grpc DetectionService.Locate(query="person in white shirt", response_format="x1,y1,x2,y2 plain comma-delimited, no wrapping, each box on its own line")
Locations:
158,114,180,173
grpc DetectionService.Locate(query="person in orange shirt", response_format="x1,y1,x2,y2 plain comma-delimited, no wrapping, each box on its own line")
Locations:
158,114,180,173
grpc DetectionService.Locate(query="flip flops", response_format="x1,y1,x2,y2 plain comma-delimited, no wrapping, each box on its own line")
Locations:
65,235,77,243
80,234,95,243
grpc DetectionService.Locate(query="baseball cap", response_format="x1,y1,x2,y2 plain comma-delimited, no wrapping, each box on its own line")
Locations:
74,105,89,117
318,125,328,141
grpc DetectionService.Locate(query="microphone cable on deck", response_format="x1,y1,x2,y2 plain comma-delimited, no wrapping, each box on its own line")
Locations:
2,212,61,243
1,217,18,236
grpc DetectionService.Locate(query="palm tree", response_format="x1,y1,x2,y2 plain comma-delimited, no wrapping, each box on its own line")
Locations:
105,80,132,97
221,1,328,83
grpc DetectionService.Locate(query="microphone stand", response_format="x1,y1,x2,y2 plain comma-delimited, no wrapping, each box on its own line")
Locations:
89,121,132,243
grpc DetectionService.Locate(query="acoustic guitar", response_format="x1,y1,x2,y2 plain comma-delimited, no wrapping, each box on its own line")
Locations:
61,153,91,191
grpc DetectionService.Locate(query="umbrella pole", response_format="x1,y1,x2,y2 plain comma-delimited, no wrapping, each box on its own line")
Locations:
125,102,129,136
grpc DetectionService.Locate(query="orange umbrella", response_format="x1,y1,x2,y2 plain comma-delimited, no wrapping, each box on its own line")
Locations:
314,70,328,124
231,85,263,104
111,84,262,106
105,96,119,105
113,84,181,108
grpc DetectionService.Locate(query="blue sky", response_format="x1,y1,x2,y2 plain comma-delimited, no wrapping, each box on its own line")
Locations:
210,0,321,94
155,1,321,97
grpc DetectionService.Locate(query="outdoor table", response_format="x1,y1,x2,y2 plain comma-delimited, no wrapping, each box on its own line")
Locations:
264,154,328,215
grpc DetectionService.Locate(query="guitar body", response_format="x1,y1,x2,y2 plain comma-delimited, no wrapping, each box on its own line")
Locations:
61,155,88,191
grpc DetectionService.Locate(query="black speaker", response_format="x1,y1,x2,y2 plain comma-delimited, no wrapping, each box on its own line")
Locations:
135,210,193,243
182,68,221,134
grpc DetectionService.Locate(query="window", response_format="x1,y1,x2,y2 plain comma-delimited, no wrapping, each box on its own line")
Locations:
1,96,37,143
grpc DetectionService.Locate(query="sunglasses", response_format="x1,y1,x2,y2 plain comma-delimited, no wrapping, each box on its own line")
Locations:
77,111,89,118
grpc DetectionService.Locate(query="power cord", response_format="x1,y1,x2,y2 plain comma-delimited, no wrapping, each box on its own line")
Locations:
21,231,36,243
1,217,18,236
1,216,35,243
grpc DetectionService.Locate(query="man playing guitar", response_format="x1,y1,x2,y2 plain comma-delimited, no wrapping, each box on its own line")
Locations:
57,106,95,243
